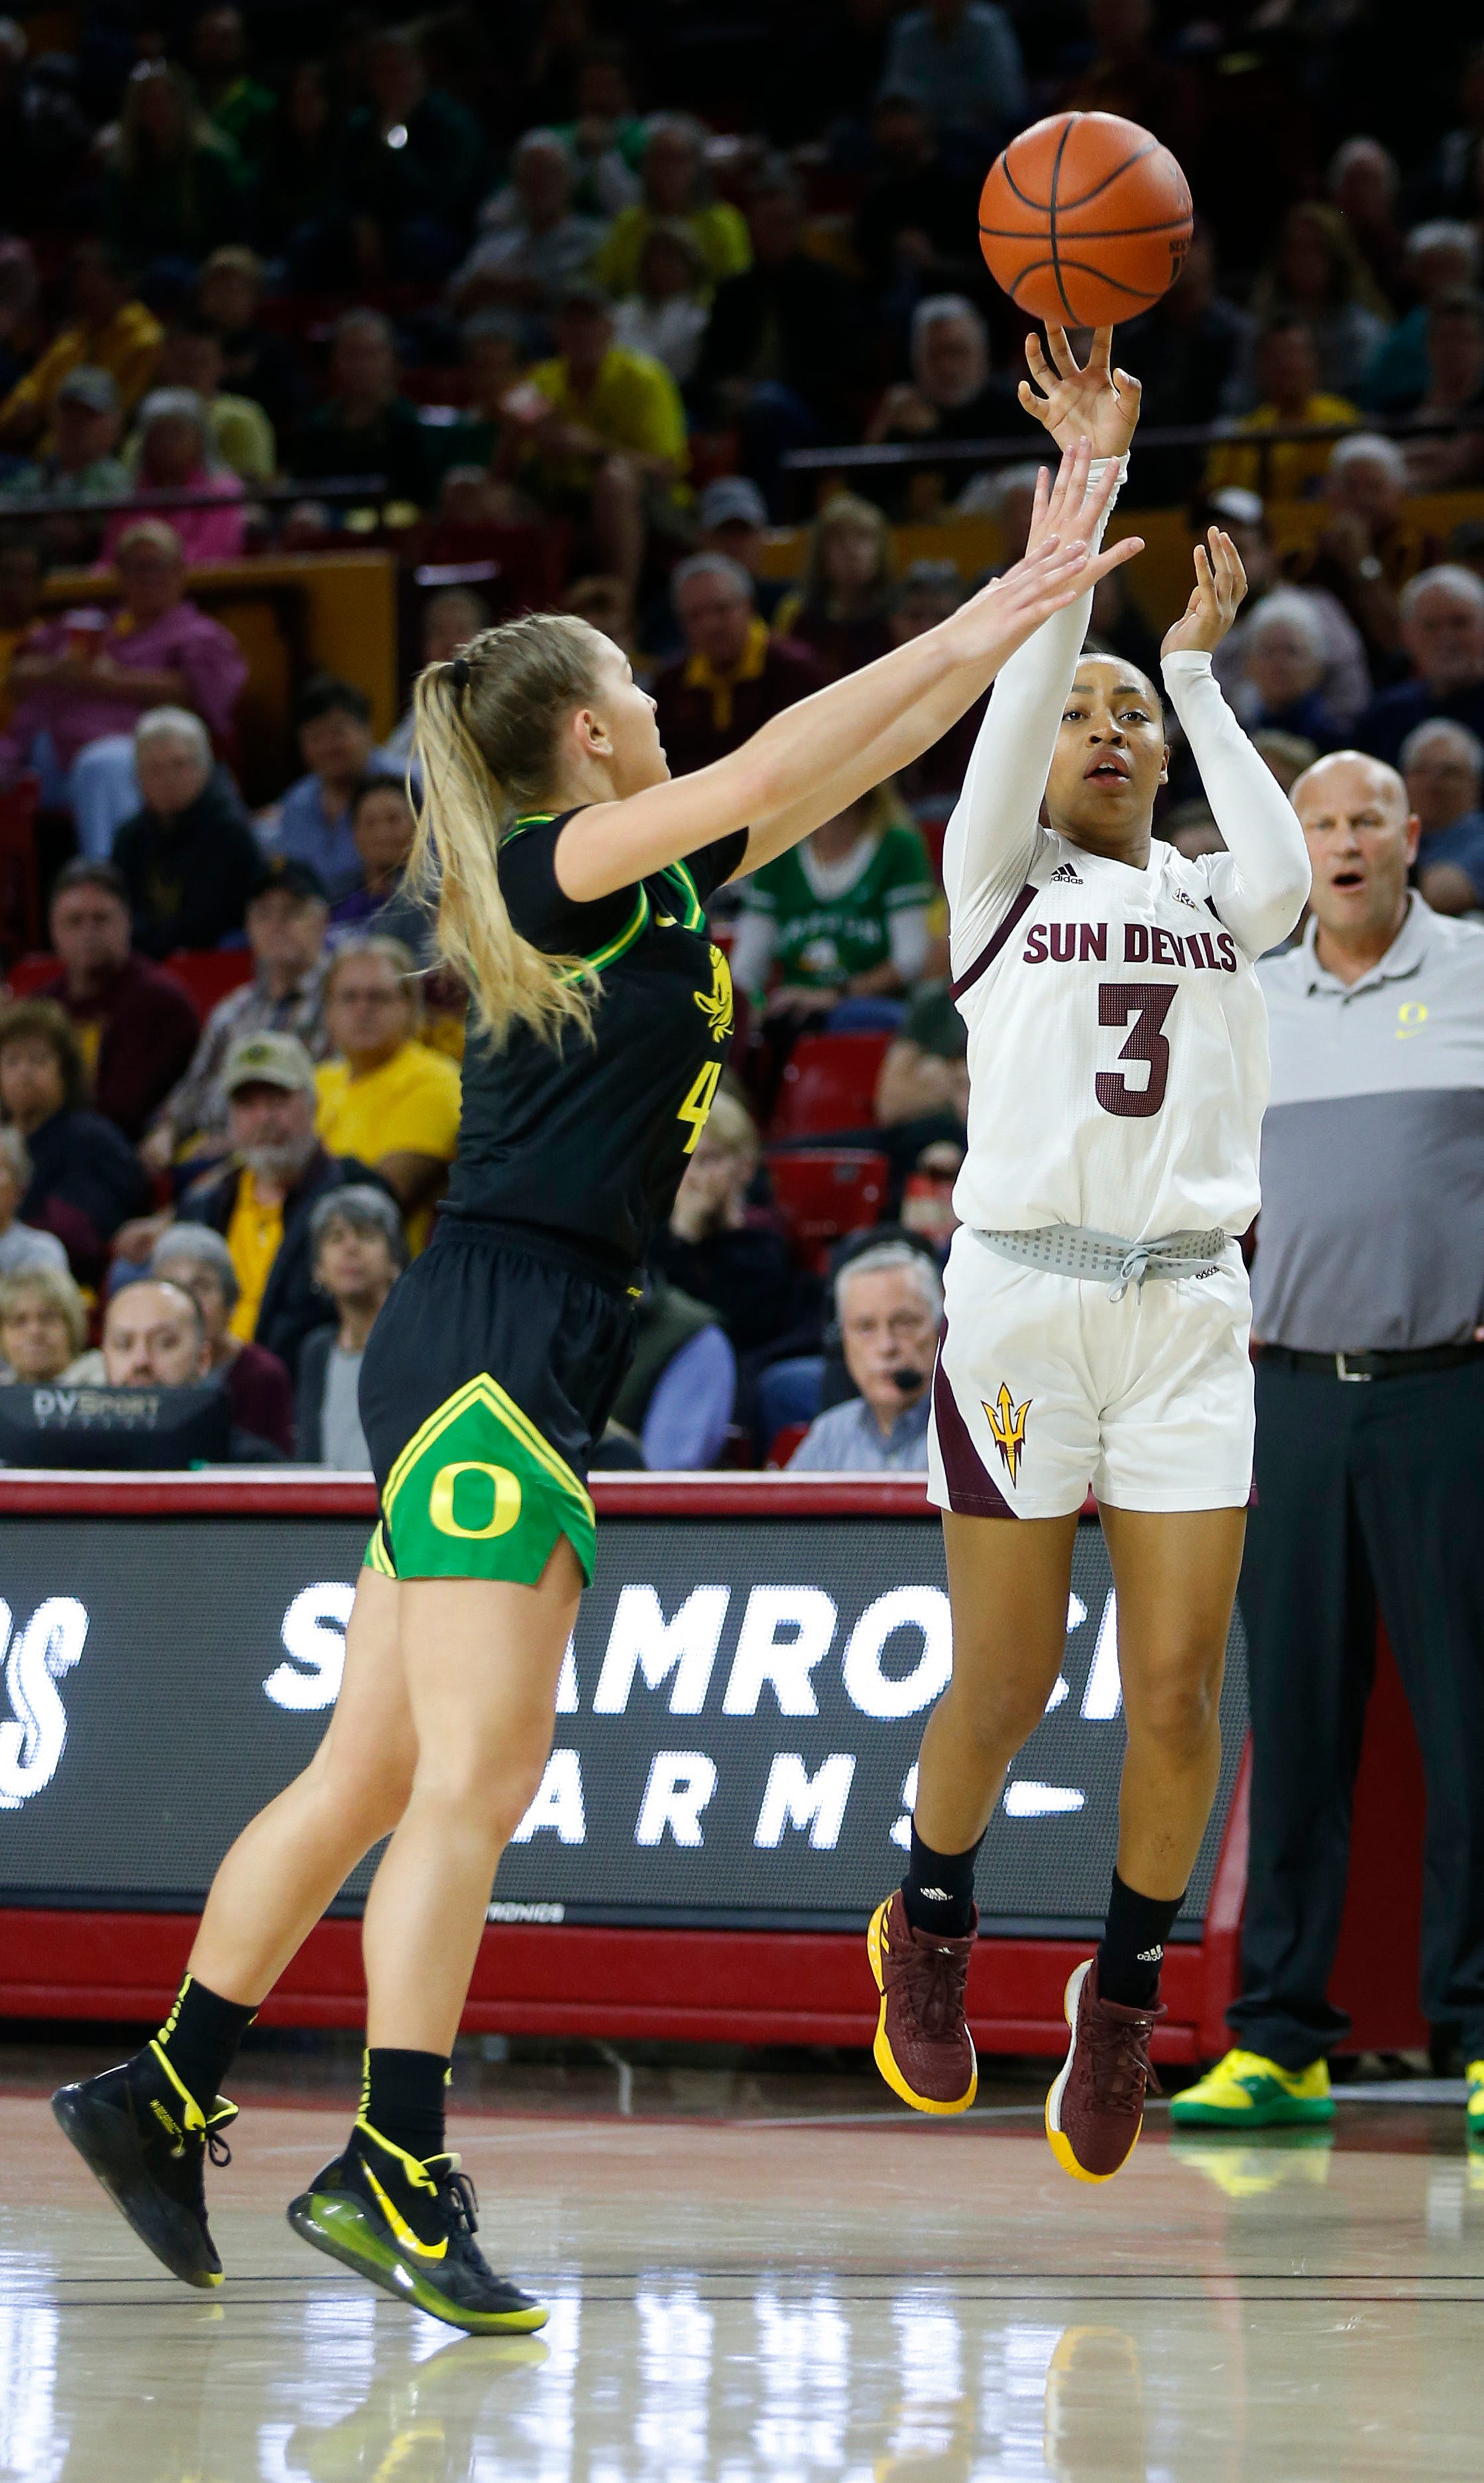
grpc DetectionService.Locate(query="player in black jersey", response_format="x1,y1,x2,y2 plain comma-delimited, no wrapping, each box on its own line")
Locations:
52,443,1140,2333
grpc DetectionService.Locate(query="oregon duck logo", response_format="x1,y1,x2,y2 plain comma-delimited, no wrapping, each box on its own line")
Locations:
984,1383,1031,1483
694,942,734,1043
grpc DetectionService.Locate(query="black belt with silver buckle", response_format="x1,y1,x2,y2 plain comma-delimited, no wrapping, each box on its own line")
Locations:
1258,1342,1484,1383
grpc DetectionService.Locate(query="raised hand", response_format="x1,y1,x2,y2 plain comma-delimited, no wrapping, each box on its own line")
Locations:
948,454,1143,663
1019,325,1141,460
1161,527,1248,660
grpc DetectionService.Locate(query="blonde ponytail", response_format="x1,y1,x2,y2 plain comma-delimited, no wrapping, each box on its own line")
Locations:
409,613,608,1049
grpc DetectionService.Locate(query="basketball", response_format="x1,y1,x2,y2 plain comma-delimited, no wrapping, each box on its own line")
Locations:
978,111,1194,329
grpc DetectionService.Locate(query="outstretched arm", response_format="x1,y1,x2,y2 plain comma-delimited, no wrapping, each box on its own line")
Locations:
555,439,1139,903
1161,530,1311,954
942,326,1143,966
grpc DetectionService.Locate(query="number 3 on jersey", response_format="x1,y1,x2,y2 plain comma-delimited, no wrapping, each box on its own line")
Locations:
677,1058,723,1151
1095,982,1174,1119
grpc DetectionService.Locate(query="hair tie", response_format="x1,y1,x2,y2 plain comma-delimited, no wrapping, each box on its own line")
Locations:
448,655,471,693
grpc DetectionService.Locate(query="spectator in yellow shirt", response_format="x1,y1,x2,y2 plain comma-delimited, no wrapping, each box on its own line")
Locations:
314,938,461,1251
595,115,751,299
513,279,688,598
1204,318,1359,502
0,241,162,454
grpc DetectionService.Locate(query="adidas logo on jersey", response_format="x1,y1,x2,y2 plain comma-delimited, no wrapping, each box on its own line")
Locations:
1049,861,1082,884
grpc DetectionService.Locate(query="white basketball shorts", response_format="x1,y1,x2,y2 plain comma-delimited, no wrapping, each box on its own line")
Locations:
927,1224,1255,1519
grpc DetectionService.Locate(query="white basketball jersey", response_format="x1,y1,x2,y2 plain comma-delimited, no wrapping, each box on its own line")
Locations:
950,825,1272,1241
938,471,1310,1248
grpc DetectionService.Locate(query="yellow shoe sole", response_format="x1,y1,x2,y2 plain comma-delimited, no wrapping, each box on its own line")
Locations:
1045,1960,1141,2185
866,1898,978,2115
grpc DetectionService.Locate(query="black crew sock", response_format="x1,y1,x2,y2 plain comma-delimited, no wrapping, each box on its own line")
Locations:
1098,1871,1184,2010
902,1823,984,1938
361,2047,451,2163
152,1974,257,2109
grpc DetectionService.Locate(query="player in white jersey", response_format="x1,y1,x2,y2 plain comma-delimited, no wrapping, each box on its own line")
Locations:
868,328,1311,2184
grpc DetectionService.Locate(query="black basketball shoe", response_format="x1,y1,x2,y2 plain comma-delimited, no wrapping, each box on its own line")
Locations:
287,2118,548,2335
52,2042,237,2288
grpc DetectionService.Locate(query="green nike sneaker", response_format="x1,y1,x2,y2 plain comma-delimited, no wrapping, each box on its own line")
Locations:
1169,2047,1336,2128
288,2118,549,2335
1467,2060,1483,2152
52,2041,237,2287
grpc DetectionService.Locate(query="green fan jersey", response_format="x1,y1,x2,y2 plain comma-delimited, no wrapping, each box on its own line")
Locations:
740,824,935,988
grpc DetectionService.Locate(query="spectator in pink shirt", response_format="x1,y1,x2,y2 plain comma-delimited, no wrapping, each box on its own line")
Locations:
0,518,247,857
102,388,247,566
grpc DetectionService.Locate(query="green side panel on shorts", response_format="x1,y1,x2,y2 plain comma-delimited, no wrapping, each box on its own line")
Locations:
363,1520,396,1578
381,1372,596,1586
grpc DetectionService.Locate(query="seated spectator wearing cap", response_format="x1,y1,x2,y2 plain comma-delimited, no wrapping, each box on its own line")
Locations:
695,475,786,625
38,860,200,1141
1402,719,1484,916
595,114,751,300
1204,319,1360,502
653,1089,806,1359
789,1242,941,1471
104,387,247,567
1357,565,1484,768
1234,593,1346,752
693,160,865,485
0,998,150,1283
165,1031,392,1376
0,518,247,862
112,708,262,958
290,310,429,508
145,856,329,1173
150,1221,294,1452
732,781,935,1039
196,247,307,438
314,939,461,1252
1206,489,1371,738
7,366,131,558
452,127,604,315
0,1262,95,1385
329,780,428,955
612,219,711,385
652,553,825,780
296,1186,406,1465
270,675,382,905
773,494,896,683
150,314,276,485
0,240,162,455
510,282,688,603
0,1128,68,1280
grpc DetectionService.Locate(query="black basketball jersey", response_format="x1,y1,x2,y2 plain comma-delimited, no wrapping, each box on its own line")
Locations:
443,809,749,1271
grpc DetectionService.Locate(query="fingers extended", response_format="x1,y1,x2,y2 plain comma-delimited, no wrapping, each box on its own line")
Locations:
1045,325,1080,381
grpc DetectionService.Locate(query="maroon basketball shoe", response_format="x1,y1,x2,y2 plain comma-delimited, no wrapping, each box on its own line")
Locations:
1046,1956,1164,2181
868,1890,978,2113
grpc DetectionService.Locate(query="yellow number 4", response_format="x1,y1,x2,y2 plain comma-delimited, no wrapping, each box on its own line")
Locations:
677,1058,722,1152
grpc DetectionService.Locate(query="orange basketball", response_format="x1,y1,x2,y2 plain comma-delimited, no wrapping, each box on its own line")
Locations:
978,111,1193,329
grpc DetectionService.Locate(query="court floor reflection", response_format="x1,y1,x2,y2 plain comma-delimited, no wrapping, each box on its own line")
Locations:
3,2089,1482,2480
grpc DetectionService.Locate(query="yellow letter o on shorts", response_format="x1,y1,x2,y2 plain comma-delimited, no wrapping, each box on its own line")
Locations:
428,1461,523,1540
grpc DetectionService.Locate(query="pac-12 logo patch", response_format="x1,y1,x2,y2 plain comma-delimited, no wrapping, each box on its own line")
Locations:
984,1382,1031,1483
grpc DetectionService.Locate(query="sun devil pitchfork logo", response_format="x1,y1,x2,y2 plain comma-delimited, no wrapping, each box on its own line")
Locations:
984,1382,1031,1484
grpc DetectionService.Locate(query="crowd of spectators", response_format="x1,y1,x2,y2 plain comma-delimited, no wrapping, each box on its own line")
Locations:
0,5,1479,1471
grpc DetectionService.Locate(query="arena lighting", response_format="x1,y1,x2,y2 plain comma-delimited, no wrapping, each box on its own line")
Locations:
385,122,408,148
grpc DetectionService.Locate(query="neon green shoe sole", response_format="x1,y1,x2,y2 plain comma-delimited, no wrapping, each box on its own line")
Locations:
1466,2063,1483,2152
287,2187,549,2335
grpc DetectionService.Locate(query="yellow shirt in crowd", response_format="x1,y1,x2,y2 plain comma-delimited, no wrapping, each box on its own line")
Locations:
225,1174,286,1343
0,300,164,448
1203,392,1360,502
526,345,688,495
315,1041,462,1254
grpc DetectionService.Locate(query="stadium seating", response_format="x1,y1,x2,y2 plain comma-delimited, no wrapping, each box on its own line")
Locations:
768,1031,895,1141
764,1147,888,1271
